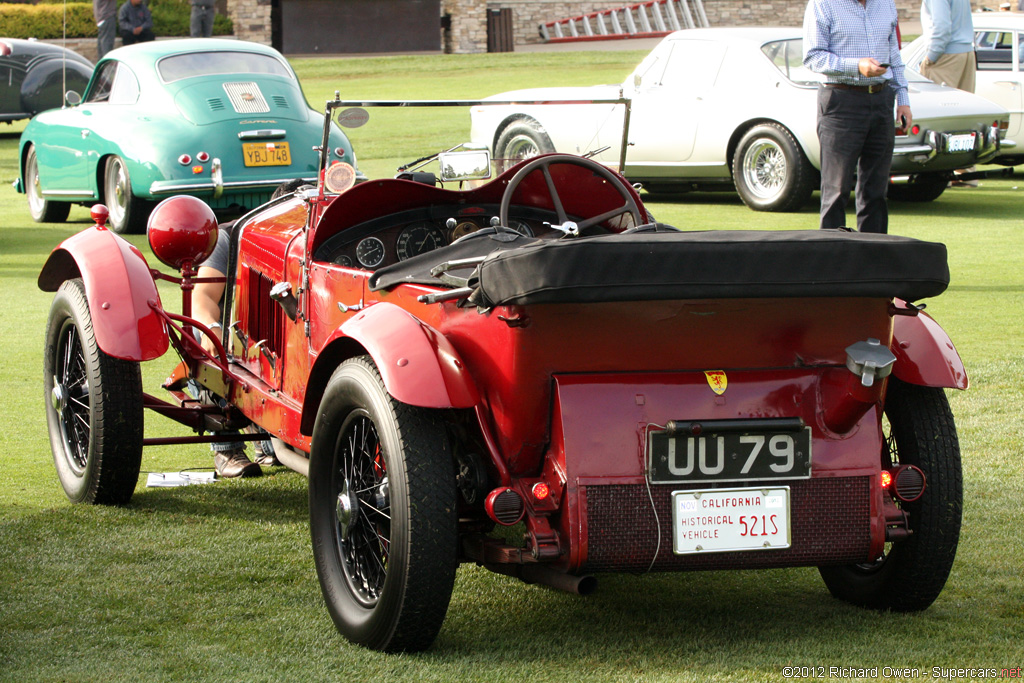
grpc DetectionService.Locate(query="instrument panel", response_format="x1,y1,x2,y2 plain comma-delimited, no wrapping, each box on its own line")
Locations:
316,205,550,270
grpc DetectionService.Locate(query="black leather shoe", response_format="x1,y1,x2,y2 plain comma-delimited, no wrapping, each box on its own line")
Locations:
214,450,262,478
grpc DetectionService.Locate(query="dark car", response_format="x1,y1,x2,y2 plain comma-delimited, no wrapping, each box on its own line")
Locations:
0,38,92,123
38,99,966,653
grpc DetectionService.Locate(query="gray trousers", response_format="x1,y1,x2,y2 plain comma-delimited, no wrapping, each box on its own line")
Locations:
97,17,116,59
816,85,896,234
190,5,215,37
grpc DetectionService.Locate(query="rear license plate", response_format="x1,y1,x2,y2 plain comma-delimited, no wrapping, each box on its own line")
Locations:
945,133,976,153
671,486,791,554
648,425,811,484
243,141,291,167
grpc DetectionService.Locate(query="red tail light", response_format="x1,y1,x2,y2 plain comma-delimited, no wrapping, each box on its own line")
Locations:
531,482,550,500
880,470,893,488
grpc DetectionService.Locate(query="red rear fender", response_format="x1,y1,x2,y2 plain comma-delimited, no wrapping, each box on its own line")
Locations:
38,227,169,361
315,301,478,410
891,311,967,390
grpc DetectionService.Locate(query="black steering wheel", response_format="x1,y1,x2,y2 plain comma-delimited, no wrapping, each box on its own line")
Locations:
498,154,643,236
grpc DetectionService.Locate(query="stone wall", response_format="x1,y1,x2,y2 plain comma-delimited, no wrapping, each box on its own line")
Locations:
226,0,272,46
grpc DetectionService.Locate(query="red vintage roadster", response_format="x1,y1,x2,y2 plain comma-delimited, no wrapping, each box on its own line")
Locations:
39,99,965,653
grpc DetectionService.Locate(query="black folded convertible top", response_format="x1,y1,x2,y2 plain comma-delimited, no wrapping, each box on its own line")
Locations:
373,229,949,307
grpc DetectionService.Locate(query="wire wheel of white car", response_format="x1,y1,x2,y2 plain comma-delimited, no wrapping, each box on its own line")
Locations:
308,356,458,652
43,278,144,505
818,379,962,612
104,156,149,234
495,120,555,170
886,172,948,203
733,123,815,212
25,145,70,223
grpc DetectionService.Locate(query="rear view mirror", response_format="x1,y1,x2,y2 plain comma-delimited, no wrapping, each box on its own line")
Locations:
65,91,81,106
438,149,491,182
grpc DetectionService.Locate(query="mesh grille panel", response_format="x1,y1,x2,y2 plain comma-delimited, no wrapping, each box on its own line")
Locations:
582,477,872,572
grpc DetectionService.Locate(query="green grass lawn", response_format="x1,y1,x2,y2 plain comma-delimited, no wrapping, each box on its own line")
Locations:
1,50,1022,682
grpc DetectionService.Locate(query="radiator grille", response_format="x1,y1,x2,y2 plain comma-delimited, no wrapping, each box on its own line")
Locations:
223,82,270,114
245,268,284,360
582,477,871,572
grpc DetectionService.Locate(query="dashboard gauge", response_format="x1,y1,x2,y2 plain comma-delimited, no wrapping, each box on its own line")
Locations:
355,236,386,268
333,254,353,267
507,220,534,237
396,222,446,261
449,220,480,241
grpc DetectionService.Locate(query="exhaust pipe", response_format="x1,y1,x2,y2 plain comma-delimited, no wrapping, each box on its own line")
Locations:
270,437,309,477
485,562,597,595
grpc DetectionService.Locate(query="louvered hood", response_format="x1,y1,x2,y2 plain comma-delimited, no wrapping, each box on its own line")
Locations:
171,78,310,125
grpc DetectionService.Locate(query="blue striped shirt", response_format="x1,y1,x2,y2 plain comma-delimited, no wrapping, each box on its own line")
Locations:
802,0,909,107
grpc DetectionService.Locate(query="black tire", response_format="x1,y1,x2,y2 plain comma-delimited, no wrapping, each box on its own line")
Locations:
495,120,555,166
104,155,149,234
44,278,144,505
886,173,947,202
309,356,458,652
732,123,816,212
818,379,962,611
25,145,71,223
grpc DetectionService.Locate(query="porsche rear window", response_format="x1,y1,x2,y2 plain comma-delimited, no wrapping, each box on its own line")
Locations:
158,51,291,83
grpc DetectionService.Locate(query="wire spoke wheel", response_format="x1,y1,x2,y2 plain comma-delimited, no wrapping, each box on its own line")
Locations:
741,139,787,199
43,278,143,505
818,379,962,611
309,356,457,652
335,411,391,607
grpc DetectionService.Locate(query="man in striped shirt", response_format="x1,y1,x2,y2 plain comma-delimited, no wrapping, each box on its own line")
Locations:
803,0,913,234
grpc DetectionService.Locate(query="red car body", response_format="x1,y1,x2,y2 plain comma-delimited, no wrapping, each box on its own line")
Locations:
40,107,966,652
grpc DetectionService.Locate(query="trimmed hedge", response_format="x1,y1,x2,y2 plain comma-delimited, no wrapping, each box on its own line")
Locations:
0,0,232,39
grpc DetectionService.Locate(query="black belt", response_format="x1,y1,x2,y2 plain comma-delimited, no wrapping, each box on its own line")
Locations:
825,83,888,94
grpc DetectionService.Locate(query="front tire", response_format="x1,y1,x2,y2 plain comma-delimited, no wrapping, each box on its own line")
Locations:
818,379,962,611
886,173,947,202
25,145,71,223
732,123,815,212
309,356,458,652
104,156,149,234
44,278,144,505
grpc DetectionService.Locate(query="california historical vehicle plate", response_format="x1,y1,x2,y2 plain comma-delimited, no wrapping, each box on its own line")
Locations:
671,487,791,554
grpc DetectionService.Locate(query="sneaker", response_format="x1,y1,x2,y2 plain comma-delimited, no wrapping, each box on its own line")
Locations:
214,449,262,478
949,179,979,188
253,444,281,467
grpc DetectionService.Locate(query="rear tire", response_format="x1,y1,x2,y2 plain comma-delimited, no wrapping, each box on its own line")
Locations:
44,278,143,505
886,173,947,202
732,123,815,212
25,145,71,223
309,356,458,652
818,379,962,611
104,156,149,234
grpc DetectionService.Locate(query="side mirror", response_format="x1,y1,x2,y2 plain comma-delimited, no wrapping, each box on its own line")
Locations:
438,149,492,182
65,90,82,107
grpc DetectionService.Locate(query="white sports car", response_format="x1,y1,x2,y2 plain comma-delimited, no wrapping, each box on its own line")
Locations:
902,13,1024,168
470,27,1011,209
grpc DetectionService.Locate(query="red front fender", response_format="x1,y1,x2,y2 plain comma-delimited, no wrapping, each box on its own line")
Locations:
38,226,169,362
331,302,478,409
891,311,968,390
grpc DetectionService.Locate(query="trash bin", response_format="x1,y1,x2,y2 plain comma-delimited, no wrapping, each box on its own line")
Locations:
487,8,514,53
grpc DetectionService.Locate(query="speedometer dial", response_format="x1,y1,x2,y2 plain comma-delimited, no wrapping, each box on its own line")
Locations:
355,236,386,268
396,222,446,261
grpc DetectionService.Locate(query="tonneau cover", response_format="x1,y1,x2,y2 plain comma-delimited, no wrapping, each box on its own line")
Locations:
473,230,949,306
374,229,950,306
